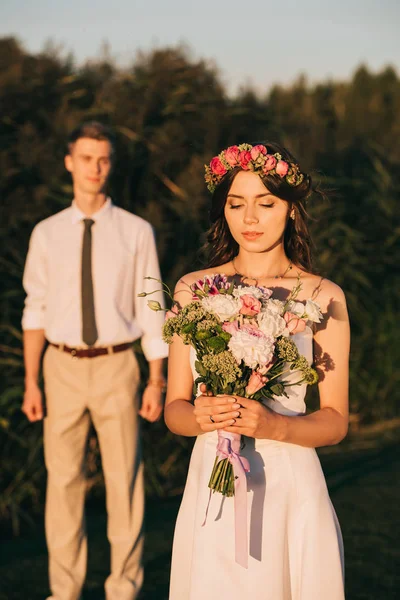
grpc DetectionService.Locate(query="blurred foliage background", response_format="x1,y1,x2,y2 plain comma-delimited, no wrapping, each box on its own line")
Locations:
0,36,399,536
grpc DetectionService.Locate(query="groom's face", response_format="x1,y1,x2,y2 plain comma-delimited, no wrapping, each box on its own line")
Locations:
65,137,113,195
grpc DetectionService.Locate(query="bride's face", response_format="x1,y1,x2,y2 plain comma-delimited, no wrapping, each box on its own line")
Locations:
224,171,290,253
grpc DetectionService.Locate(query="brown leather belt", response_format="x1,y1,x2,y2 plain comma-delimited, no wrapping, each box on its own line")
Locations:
49,341,133,359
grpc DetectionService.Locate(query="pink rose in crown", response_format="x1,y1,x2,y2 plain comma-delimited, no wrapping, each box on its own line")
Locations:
239,294,262,316
210,157,227,176
224,145,240,166
222,320,239,335
245,370,268,395
239,150,252,170
263,154,277,172
250,145,268,160
276,160,289,177
284,312,307,334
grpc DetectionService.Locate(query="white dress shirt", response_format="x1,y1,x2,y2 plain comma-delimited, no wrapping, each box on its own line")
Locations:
22,198,168,361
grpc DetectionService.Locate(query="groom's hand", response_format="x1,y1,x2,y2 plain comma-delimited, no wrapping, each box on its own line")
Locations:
22,381,44,422
139,385,164,422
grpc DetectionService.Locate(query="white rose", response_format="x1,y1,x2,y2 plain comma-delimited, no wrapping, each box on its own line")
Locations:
232,285,264,300
228,327,274,369
201,294,240,321
286,300,305,317
257,311,286,338
305,299,323,323
263,298,285,315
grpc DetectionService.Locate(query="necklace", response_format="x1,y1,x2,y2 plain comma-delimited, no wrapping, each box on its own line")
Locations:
231,257,293,283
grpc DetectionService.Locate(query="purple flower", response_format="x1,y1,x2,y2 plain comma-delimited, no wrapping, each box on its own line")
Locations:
191,274,230,299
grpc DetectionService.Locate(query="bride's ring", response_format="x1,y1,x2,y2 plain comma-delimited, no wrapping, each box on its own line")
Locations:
209,415,215,423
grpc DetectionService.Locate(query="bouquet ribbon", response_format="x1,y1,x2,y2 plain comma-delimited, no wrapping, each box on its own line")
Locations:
203,432,251,568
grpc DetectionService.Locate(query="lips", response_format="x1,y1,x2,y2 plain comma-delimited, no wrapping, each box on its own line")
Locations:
242,231,263,240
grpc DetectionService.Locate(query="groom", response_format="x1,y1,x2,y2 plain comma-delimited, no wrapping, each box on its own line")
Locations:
21,121,168,600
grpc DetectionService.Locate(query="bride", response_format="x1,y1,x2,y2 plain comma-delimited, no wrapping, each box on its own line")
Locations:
165,142,349,600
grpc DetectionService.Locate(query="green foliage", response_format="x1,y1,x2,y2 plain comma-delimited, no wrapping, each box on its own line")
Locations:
0,37,399,534
0,326,45,535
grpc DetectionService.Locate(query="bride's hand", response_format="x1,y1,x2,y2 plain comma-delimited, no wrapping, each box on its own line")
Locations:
222,395,281,439
194,384,242,432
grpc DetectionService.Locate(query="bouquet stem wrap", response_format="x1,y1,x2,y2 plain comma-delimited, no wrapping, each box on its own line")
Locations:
205,431,250,568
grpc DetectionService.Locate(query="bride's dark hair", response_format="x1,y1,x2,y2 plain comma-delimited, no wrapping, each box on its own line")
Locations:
202,141,318,273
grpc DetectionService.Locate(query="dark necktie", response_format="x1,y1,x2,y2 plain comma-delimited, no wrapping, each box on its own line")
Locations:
81,219,98,346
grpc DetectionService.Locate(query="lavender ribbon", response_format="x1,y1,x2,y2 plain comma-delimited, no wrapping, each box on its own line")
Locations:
203,431,250,568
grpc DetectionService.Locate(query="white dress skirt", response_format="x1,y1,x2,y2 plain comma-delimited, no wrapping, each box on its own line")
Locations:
169,328,345,600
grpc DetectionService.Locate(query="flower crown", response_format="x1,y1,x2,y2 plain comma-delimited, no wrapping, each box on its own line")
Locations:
204,143,305,193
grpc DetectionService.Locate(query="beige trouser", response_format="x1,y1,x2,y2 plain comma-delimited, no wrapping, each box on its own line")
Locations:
43,345,144,600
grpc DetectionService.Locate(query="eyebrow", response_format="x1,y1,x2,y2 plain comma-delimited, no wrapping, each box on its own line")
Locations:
79,153,110,159
227,193,273,199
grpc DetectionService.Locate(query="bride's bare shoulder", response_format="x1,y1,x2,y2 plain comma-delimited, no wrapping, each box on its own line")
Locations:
304,274,348,318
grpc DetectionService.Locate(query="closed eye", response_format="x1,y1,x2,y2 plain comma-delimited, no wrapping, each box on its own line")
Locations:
228,204,243,209
260,203,274,208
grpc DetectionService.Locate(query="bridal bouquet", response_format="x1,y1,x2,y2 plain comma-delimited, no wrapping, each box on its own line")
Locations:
142,274,321,498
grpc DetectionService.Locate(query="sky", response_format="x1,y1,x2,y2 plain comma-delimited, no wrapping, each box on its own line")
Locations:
1,0,399,93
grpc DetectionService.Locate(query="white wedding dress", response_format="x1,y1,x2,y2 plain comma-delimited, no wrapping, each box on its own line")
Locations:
169,327,345,600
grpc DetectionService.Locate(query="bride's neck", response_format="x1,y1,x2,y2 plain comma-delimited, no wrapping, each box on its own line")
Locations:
233,248,290,279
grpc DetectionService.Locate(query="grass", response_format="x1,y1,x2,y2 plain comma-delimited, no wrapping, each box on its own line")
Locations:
0,424,399,600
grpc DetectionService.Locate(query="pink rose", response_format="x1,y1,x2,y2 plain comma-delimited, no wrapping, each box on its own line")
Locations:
284,311,307,334
250,144,267,160
239,150,251,170
224,145,240,166
246,370,268,396
210,157,227,176
275,160,289,177
239,294,262,316
222,321,239,335
263,154,277,172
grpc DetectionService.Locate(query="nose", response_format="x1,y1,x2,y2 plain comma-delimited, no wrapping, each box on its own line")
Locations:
243,208,259,225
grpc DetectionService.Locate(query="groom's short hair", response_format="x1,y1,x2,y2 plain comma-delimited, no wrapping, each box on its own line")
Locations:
67,121,116,155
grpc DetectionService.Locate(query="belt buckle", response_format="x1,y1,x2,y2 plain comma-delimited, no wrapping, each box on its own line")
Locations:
70,349,78,361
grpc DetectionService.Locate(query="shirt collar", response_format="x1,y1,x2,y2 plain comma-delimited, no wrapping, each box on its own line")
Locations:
71,197,112,224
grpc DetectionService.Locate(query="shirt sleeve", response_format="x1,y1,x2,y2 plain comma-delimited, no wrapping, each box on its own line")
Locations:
21,224,47,330
133,222,169,361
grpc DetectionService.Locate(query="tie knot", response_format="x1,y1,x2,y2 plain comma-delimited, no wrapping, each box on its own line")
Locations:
83,218,95,229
